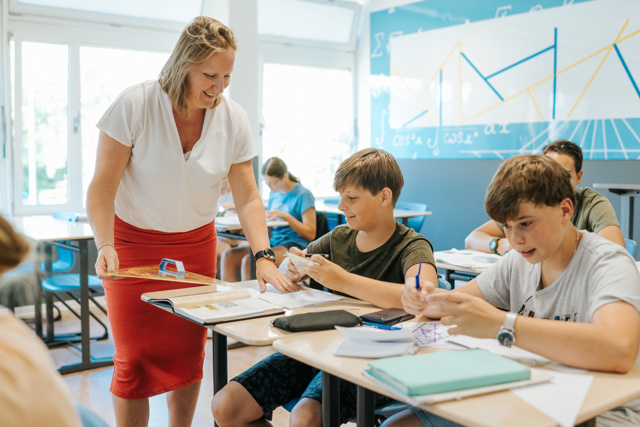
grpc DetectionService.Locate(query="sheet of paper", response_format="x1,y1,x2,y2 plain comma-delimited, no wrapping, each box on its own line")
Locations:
252,285,343,309
398,321,459,348
333,325,419,358
512,369,593,427
435,249,500,270
447,335,551,366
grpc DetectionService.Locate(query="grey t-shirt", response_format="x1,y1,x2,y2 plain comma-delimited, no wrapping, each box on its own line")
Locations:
307,222,434,285
476,231,640,425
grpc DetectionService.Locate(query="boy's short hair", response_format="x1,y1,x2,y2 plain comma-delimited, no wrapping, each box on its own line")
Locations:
485,154,576,224
333,148,404,206
542,139,583,173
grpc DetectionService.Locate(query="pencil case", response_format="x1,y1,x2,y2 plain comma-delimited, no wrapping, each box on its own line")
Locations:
271,310,362,332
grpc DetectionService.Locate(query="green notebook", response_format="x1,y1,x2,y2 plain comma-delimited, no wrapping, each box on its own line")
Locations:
365,349,530,396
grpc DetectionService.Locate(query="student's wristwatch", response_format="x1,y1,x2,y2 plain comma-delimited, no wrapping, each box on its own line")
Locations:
489,237,501,255
497,312,517,347
254,248,276,263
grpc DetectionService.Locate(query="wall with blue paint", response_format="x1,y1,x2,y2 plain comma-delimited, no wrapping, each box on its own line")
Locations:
359,0,640,258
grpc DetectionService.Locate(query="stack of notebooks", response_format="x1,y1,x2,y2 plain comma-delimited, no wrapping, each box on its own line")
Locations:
363,349,553,404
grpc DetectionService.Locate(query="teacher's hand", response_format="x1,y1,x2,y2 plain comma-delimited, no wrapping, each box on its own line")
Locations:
255,258,299,293
95,244,120,280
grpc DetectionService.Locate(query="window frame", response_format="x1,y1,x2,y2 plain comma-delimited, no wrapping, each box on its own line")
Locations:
7,15,178,215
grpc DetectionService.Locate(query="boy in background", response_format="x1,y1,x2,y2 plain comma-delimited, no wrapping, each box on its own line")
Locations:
212,148,438,426
465,139,625,255
389,154,640,427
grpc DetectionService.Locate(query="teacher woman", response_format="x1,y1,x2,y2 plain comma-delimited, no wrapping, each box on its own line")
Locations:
87,16,296,426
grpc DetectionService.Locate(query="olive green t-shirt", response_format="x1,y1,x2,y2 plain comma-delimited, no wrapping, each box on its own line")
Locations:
307,222,435,286
496,187,620,234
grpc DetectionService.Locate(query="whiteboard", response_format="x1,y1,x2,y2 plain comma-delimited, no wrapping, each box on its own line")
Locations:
371,0,640,159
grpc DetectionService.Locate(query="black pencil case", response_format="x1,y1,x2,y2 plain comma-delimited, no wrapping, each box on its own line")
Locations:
271,310,362,332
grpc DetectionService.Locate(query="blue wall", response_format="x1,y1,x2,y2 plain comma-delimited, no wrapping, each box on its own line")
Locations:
398,159,640,259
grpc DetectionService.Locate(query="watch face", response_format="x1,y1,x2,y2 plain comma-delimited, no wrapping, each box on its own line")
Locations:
264,248,276,260
490,238,499,252
497,329,515,347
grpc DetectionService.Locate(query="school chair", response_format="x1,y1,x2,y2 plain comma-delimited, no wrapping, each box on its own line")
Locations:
321,197,342,230
395,202,428,233
625,238,637,258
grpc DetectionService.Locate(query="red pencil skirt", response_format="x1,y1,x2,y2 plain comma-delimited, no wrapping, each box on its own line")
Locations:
104,215,217,399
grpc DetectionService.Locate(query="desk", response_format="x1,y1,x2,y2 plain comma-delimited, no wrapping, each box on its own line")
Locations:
316,201,432,227
273,328,640,427
7,215,113,374
214,216,288,279
434,250,493,286
143,280,378,427
593,183,640,239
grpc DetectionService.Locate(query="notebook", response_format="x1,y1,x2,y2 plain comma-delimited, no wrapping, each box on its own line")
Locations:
365,348,531,397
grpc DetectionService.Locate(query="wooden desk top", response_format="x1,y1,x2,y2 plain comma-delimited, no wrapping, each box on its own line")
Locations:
210,282,378,346
7,215,94,241
273,328,640,427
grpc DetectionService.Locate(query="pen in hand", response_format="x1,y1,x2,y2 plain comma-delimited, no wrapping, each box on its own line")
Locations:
415,262,422,290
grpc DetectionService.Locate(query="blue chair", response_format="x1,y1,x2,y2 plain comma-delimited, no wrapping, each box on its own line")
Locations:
321,197,342,230
395,202,428,233
41,272,109,345
625,238,637,258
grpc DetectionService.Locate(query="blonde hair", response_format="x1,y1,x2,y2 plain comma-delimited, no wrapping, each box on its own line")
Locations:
159,16,237,117
0,216,30,275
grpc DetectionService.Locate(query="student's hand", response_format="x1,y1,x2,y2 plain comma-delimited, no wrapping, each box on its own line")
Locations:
256,259,299,293
498,238,513,256
301,256,346,290
265,210,289,221
422,292,504,338
95,245,120,280
402,279,437,315
284,247,308,283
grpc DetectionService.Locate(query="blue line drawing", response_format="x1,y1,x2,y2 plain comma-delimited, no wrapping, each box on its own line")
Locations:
460,51,504,101
613,43,640,99
485,45,554,79
403,109,430,128
553,27,558,120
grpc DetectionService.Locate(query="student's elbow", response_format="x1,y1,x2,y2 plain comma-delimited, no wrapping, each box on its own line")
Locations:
610,340,639,373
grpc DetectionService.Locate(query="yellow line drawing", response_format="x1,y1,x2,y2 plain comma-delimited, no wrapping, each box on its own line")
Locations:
390,66,439,125
566,19,629,119
392,19,640,126
527,89,544,121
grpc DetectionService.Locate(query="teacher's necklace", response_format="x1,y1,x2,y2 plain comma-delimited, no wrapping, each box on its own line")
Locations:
539,229,581,290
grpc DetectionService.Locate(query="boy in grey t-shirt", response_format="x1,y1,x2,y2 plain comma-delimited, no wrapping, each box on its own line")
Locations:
391,154,640,427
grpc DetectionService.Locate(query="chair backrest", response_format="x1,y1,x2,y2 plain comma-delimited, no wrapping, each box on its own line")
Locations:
438,277,452,291
395,202,428,233
315,211,330,240
625,238,638,258
323,197,340,206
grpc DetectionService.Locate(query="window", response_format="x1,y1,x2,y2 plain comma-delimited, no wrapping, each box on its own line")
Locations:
261,62,354,198
9,24,172,214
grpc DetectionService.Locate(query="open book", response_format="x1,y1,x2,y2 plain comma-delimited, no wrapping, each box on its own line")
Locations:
141,286,284,325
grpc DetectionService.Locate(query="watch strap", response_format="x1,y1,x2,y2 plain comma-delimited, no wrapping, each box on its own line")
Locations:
502,312,517,331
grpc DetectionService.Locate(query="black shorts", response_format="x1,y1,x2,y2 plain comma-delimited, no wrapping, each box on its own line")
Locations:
231,352,391,423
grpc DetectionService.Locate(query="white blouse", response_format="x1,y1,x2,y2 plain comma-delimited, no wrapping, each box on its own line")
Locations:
97,80,257,233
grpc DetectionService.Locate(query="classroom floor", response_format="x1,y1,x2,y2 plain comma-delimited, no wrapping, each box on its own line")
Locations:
42,304,329,427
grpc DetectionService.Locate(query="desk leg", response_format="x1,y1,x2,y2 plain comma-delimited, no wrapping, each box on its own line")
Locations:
58,240,113,374
401,218,409,226
212,332,227,427
322,371,340,427
356,386,375,427
620,195,635,239
34,242,52,338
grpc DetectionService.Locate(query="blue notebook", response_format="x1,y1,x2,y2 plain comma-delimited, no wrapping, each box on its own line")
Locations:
365,349,531,396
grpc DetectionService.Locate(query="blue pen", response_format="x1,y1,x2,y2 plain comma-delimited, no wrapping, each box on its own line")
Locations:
415,262,422,290
363,321,402,330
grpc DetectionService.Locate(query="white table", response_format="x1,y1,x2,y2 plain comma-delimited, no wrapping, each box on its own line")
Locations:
593,183,640,239
7,215,113,374
316,201,432,227
273,328,640,427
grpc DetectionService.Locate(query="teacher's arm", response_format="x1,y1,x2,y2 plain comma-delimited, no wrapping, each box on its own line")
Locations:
87,131,131,279
227,160,297,293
